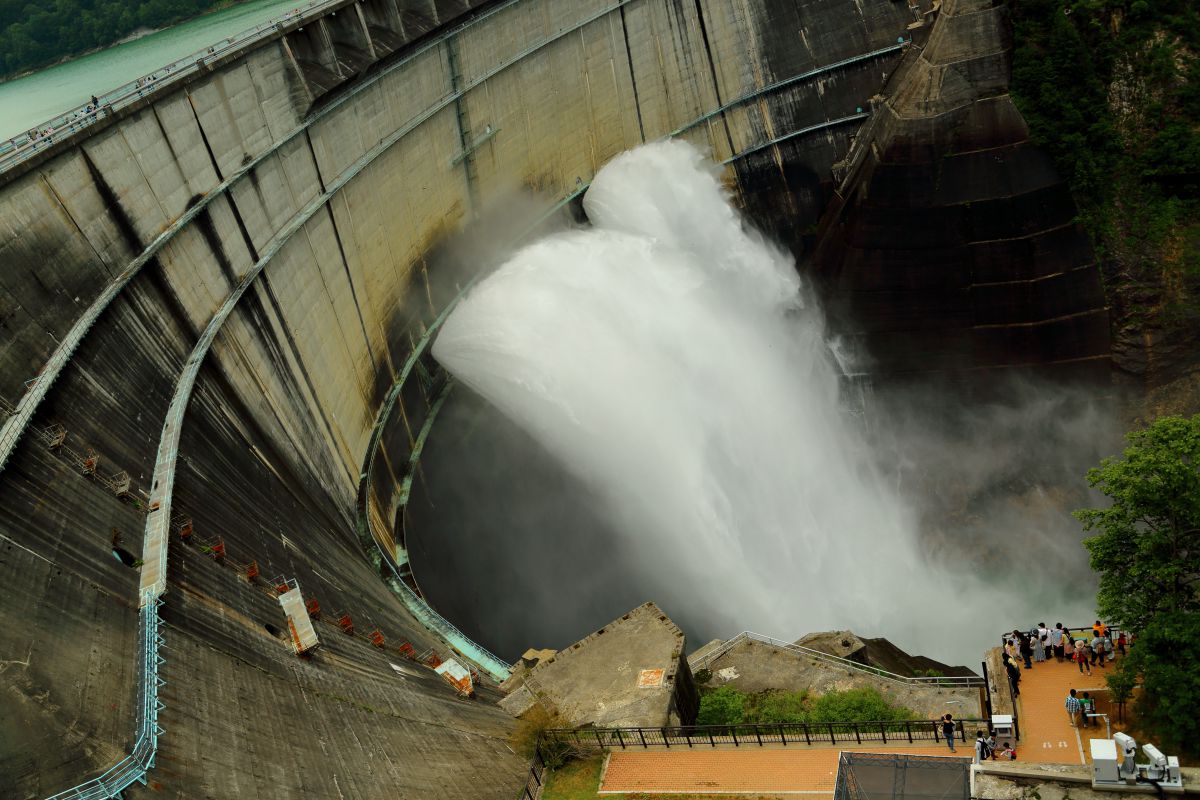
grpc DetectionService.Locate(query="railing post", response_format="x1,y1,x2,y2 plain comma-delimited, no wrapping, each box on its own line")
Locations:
804,723,812,745
709,729,716,748
780,724,787,746
755,725,763,746
662,727,670,748
615,729,625,749
881,723,887,744
828,723,836,745
638,728,647,748
854,723,861,744
906,721,913,743
732,726,739,747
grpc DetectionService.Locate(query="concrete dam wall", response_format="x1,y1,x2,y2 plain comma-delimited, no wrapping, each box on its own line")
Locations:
0,0,1105,797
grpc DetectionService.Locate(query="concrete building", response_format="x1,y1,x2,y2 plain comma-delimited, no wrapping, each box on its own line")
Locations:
0,0,1108,796
506,602,698,729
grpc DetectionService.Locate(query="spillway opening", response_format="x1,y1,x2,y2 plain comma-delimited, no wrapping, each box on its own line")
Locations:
111,546,138,568
403,142,1120,667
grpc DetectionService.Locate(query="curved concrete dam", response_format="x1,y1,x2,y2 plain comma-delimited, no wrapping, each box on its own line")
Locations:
0,0,1109,796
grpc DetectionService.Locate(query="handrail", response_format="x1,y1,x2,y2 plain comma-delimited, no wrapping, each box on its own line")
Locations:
0,0,332,172
691,631,984,687
516,747,546,800
540,717,991,750
45,599,164,799
999,623,1126,643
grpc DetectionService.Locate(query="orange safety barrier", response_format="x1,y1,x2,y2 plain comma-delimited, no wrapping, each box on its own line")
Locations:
369,629,385,648
178,519,193,541
245,560,259,580
210,539,225,560
426,650,443,668
398,642,415,658
276,582,290,594
305,598,320,618
338,614,354,635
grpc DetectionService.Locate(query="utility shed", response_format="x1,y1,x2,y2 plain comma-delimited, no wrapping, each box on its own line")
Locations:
278,586,319,655
521,602,698,728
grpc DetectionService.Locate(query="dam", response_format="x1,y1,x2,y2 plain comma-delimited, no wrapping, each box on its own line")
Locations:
0,0,1110,797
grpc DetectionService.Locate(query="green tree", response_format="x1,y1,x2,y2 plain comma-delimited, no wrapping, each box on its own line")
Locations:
1117,612,1200,757
1075,414,1200,630
1076,414,1200,758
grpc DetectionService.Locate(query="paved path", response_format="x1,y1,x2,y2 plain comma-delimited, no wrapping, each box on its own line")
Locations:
1011,650,1115,765
599,744,966,796
598,652,1126,795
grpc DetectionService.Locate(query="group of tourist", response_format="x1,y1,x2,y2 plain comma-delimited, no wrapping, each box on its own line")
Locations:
999,620,1127,694
23,95,104,148
936,714,1016,763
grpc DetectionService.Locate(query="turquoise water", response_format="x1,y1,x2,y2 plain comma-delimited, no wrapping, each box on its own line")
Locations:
0,0,308,141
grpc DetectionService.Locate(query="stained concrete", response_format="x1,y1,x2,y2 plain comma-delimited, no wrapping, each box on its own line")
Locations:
0,0,1108,796
517,602,697,729
696,638,981,721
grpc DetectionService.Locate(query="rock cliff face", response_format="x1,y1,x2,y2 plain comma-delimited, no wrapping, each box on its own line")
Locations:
796,630,975,678
812,0,1111,385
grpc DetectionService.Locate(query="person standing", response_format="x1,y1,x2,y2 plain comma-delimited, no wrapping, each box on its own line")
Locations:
942,714,958,753
1093,619,1108,639
1033,633,1046,663
1075,641,1092,675
1003,655,1021,697
1117,631,1127,657
1065,689,1081,727
975,731,990,763
1095,635,1108,668
1081,692,1095,727
1020,633,1033,669
1051,623,1065,661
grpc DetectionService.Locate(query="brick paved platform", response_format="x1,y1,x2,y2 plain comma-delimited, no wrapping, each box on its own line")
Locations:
1010,650,1115,766
599,744,966,795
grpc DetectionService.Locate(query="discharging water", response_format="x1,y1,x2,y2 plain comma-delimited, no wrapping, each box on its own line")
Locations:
0,0,304,141
431,140,1092,666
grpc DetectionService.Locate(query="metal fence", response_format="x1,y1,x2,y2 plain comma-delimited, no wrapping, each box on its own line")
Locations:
516,747,546,800
692,632,985,688
0,0,334,174
45,599,165,799
540,718,990,751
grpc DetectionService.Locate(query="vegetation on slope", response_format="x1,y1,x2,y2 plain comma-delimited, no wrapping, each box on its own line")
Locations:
1076,414,1200,757
0,0,245,78
1010,0,1200,381
696,686,917,727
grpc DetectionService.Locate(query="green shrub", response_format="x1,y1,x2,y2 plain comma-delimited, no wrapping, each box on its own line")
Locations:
696,685,745,726
696,685,916,727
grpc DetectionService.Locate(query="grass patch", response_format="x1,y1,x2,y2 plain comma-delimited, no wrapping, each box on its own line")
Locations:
542,755,604,800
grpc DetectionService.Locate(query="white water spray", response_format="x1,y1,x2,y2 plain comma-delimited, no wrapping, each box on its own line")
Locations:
433,141,1066,665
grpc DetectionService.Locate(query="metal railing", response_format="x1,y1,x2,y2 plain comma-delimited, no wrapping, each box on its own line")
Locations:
691,632,984,687
0,0,333,173
46,599,165,799
540,718,990,750
516,746,546,800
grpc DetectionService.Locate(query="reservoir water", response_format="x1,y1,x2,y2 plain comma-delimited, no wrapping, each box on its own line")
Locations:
0,0,307,142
